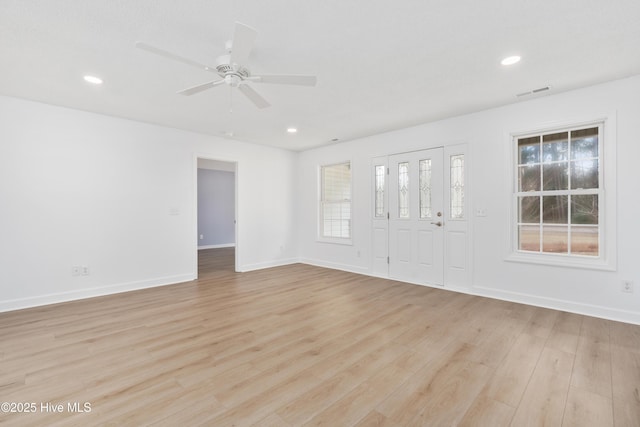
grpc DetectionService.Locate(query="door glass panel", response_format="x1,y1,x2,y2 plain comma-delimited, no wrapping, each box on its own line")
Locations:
419,159,432,218
374,165,385,218
450,155,464,219
398,162,409,218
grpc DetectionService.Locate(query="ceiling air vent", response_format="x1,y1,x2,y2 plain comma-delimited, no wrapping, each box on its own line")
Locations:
532,86,550,93
517,86,551,97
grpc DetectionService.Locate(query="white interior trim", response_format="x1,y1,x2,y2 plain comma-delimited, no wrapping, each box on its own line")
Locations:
198,244,236,250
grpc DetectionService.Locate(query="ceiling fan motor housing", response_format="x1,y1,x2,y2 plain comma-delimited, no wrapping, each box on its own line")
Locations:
215,54,250,81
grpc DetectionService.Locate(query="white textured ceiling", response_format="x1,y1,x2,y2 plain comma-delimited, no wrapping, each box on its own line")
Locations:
1,0,639,151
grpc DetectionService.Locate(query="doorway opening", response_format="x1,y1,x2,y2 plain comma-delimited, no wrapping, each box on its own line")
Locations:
196,157,238,277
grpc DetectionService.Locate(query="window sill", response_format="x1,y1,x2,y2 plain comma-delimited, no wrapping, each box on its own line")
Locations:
505,251,615,271
317,237,353,246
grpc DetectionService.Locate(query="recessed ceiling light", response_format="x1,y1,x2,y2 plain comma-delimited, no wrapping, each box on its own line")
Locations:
83,75,103,85
287,128,298,134
501,55,521,66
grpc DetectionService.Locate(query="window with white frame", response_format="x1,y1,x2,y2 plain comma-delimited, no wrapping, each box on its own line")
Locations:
514,124,602,258
320,162,351,241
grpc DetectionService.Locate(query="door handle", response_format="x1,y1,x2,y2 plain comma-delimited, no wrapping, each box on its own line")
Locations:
430,221,443,227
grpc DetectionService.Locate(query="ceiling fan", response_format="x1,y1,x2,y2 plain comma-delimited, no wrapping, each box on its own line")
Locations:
135,22,317,109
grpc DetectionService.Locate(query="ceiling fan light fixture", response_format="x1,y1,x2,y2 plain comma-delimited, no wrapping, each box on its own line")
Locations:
501,55,521,66
225,74,241,87
83,75,103,85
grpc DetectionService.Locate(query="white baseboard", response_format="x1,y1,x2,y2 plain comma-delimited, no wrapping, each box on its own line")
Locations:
198,243,235,250
0,273,195,313
238,258,299,272
299,258,640,326
298,258,370,275
472,285,640,326
5,259,638,326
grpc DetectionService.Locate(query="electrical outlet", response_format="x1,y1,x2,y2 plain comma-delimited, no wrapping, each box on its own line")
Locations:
72,266,81,277
199,234,204,240
475,208,487,217
81,266,90,276
621,280,634,293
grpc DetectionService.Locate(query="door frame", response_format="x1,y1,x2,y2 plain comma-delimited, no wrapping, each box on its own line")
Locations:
194,154,239,276
371,143,471,289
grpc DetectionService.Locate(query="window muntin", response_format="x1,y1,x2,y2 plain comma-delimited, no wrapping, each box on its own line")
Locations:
515,125,601,257
320,162,351,240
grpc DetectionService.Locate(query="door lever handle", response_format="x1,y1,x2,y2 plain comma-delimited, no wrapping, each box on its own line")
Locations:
430,221,443,227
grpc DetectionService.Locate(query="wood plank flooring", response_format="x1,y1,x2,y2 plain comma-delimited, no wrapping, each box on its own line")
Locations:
1,248,639,426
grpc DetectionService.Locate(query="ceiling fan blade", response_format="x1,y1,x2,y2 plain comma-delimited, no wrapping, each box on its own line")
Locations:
249,75,317,86
238,84,270,109
229,22,257,65
177,80,225,96
135,42,213,72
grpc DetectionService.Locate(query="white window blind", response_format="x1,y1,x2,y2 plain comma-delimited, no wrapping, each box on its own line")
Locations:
321,162,351,240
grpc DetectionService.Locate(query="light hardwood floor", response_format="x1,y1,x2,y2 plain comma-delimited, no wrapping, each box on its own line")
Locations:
1,248,639,426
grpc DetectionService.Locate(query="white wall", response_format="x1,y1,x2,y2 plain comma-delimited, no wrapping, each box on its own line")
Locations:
2,76,639,324
297,75,640,324
0,95,297,311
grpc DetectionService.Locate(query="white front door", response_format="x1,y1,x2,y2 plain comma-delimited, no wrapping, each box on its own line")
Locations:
388,148,444,286
371,157,389,276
